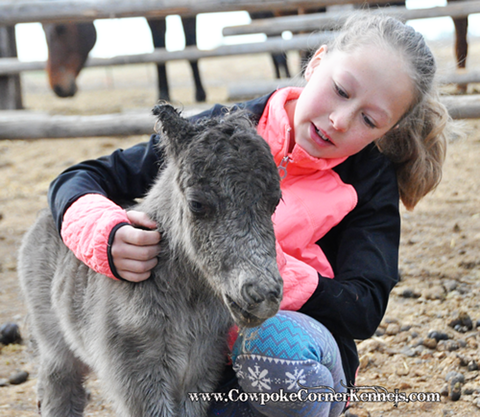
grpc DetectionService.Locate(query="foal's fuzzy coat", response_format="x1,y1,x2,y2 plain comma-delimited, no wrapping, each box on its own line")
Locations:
18,104,283,417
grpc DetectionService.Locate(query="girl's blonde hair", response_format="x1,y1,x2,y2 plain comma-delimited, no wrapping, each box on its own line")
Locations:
328,13,451,210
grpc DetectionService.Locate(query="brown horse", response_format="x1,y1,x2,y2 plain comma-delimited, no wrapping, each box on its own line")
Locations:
43,22,96,98
43,17,206,102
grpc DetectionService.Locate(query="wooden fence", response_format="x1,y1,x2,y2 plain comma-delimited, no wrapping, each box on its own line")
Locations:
0,32,333,76
0,0,395,25
223,0,480,36
1,94,478,140
0,0,479,137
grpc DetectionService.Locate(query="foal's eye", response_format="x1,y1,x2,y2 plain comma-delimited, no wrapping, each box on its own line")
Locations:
189,200,207,215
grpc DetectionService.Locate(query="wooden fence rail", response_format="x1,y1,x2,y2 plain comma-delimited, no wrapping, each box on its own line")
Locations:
0,0,394,25
223,0,480,37
0,95,478,140
226,71,480,102
0,32,333,76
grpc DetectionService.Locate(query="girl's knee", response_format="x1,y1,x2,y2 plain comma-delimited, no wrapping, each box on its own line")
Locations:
232,311,340,368
231,311,347,416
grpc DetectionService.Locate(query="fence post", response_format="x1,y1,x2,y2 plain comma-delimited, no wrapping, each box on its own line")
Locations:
0,25,23,110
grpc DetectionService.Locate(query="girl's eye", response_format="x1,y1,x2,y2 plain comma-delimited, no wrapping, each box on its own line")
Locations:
334,83,349,99
363,114,376,129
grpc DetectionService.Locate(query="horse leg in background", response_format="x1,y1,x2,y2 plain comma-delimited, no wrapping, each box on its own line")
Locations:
181,16,207,102
248,11,291,79
147,17,206,103
43,22,97,98
452,15,468,93
147,18,171,101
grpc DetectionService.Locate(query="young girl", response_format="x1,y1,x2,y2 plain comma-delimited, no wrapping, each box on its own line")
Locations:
49,13,451,417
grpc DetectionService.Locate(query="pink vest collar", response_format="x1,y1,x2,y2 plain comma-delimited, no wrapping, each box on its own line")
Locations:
257,87,347,177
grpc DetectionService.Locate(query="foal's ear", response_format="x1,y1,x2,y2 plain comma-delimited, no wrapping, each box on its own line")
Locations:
152,104,196,155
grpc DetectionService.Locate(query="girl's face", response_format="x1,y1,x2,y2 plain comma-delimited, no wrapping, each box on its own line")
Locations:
290,44,414,159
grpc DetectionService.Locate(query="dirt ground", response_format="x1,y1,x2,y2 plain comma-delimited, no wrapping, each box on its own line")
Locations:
1,37,480,416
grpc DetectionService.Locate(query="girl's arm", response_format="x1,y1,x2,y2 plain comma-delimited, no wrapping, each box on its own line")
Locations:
48,134,163,233
48,135,163,280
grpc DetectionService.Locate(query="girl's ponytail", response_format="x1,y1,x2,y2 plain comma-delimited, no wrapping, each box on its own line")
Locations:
376,92,449,210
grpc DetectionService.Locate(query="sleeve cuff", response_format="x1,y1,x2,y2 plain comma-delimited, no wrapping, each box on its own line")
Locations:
61,194,131,279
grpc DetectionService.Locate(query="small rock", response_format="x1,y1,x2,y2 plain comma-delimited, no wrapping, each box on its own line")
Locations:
440,384,449,397
383,317,398,324
467,338,478,349
448,312,473,332
400,288,421,299
445,371,465,385
474,398,480,409
412,338,425,347
456,355,470,367
407,236,420,245
443,280,458,292
359,355,372,370
438,340,460,352
385,323,401,336
345,409,371,417
395,362,409,376
422,337,438,350
423,285,445,300
8,370,29,385
400,346,418,358
0,378,9,387
374,327,385,337
428,330,450,342
463,387,475,395
0,322,22,345
468,360,479,371
357,338,387,355
450,381,462,401
399,382,412,390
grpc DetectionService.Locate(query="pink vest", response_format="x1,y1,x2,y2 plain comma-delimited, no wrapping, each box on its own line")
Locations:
257,88,358,310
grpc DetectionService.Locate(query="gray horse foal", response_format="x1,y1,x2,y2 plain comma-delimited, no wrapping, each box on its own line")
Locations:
18,104,283,417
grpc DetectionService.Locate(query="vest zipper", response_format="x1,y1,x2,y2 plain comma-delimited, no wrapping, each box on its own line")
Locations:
278,126,292,180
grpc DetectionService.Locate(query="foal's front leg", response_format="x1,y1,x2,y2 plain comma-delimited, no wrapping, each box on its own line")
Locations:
36,345,89,416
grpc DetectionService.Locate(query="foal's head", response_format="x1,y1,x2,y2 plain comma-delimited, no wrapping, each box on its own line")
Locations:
152,104,283,328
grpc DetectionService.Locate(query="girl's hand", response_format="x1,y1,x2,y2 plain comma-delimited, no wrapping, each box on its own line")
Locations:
111,210,161,282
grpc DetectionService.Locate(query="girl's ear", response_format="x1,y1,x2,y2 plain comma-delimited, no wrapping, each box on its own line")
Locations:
304,45,328,81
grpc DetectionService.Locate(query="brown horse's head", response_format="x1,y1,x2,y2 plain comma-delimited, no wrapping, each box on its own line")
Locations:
43,22,97,98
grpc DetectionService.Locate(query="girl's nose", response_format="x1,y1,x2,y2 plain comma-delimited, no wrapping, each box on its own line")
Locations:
329,108,352,132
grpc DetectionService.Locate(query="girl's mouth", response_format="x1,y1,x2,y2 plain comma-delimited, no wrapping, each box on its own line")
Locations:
310,123,334,147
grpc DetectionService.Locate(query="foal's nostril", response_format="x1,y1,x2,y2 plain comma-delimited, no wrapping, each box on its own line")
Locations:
242,283,266,305
268,285,282,302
